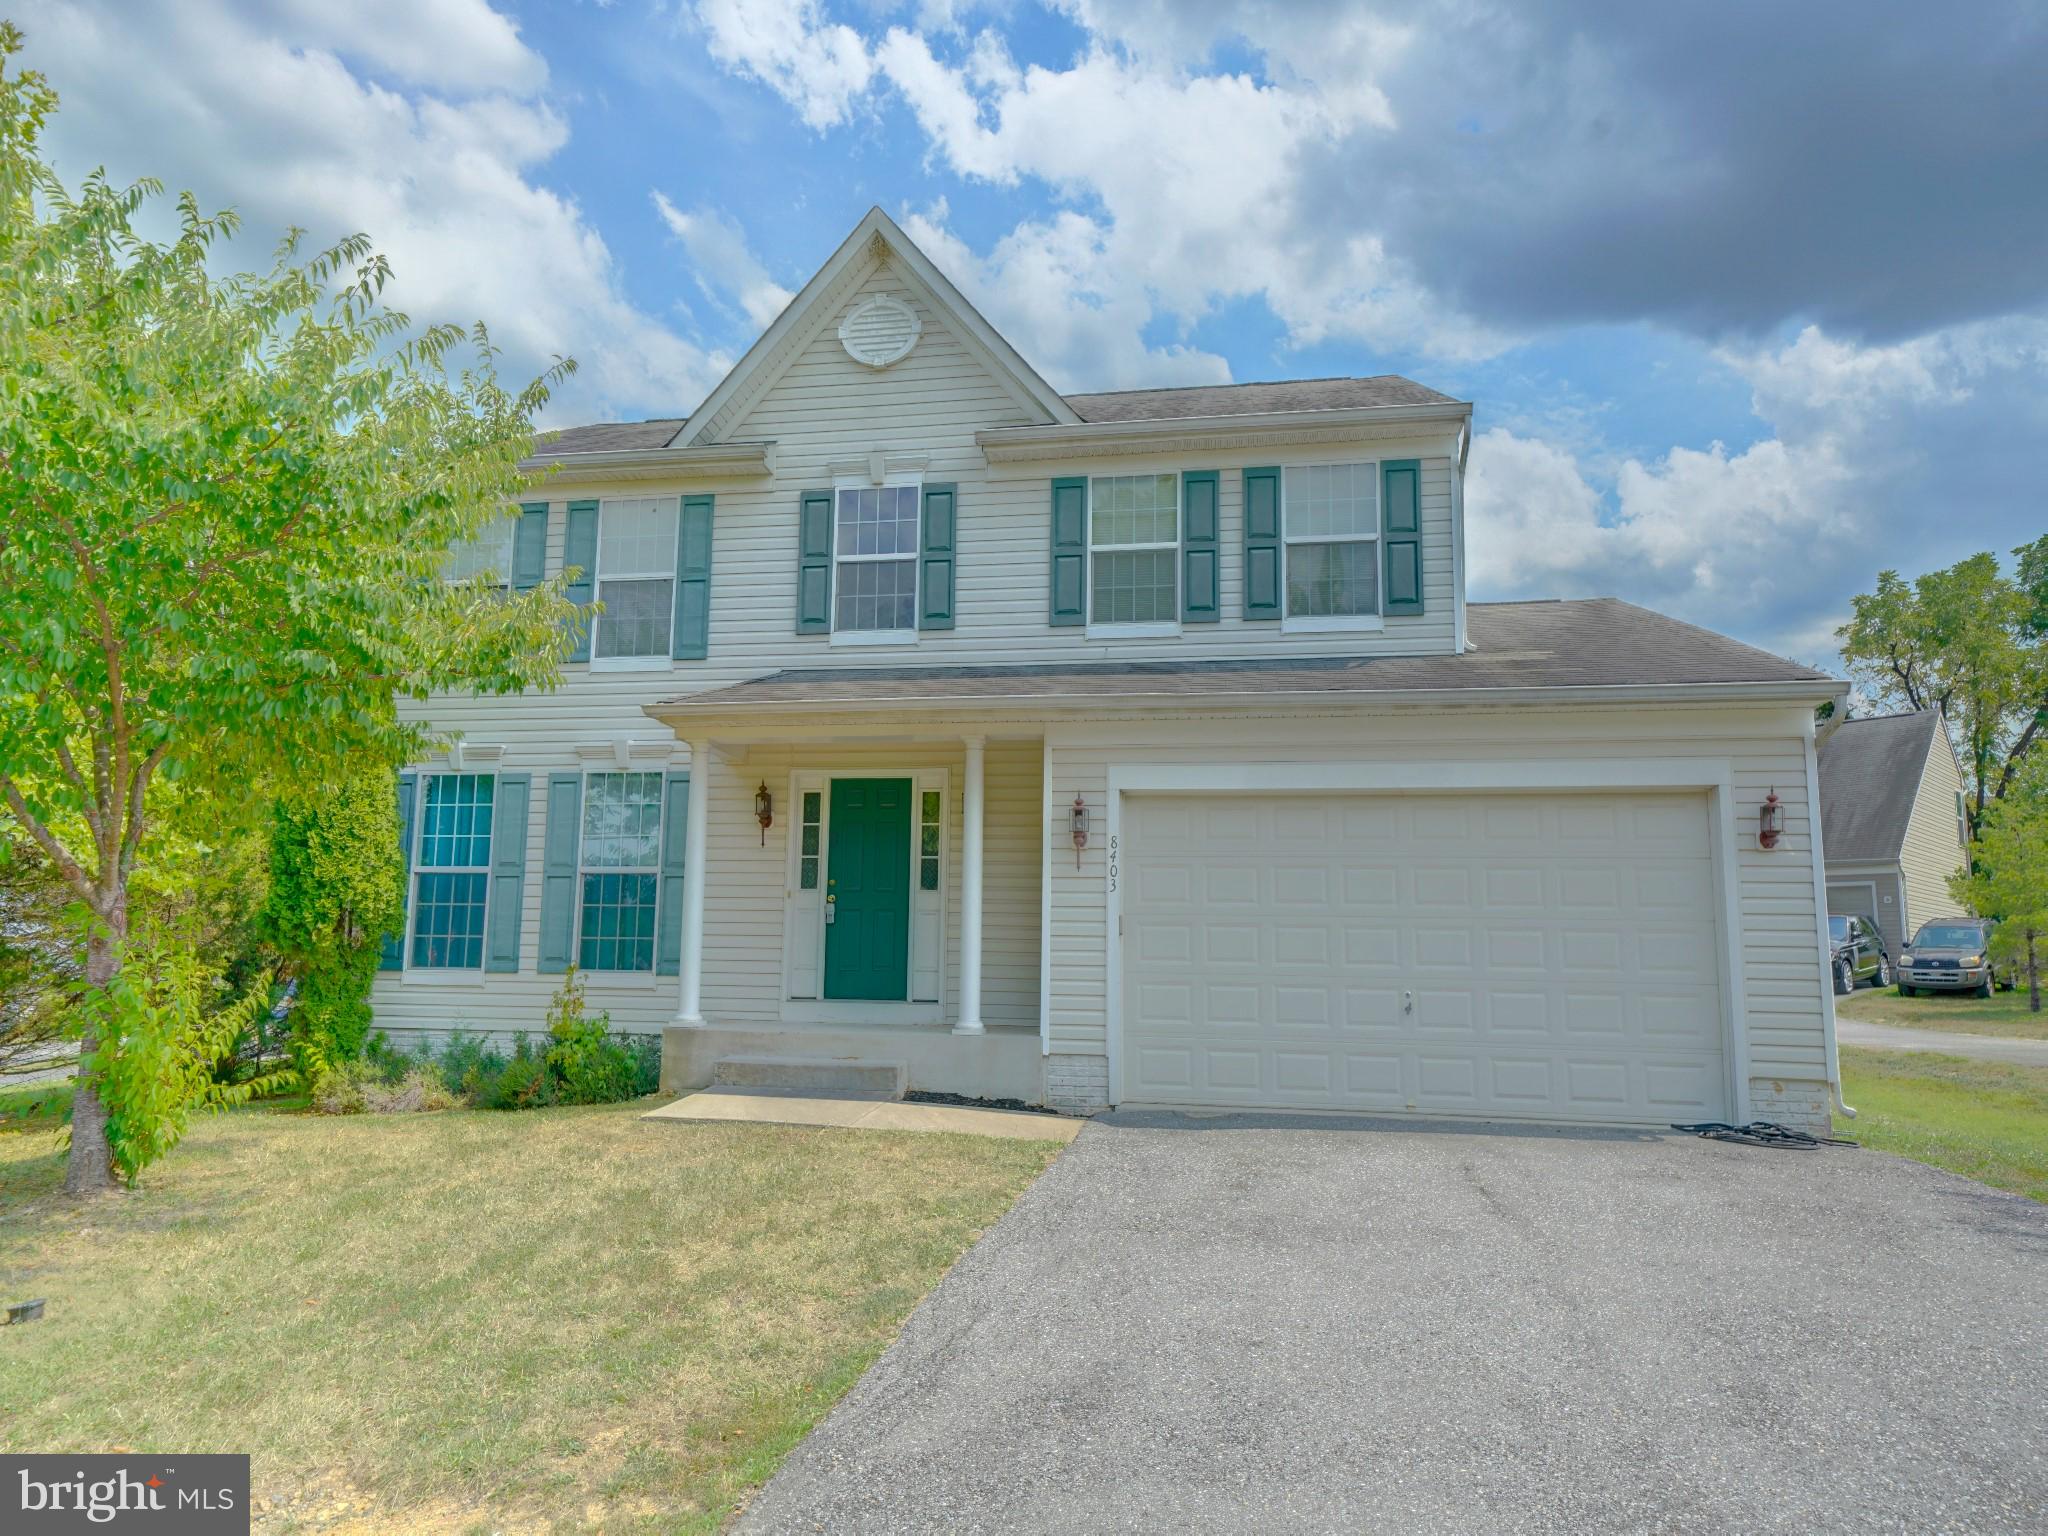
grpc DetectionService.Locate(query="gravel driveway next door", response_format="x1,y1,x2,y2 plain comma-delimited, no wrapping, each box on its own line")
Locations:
740,1115,2048,1535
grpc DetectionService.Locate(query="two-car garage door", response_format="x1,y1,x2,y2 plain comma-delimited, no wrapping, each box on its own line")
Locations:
1119,792,1730,1125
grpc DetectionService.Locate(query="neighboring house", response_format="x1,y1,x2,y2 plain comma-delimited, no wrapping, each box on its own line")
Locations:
1816,710,1971,956
371,208,1849,1132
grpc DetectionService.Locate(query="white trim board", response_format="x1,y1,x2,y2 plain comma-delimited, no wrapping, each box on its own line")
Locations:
1101,759,1751,1124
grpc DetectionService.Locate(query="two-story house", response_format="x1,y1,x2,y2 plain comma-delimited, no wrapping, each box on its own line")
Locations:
371,208,1850,1132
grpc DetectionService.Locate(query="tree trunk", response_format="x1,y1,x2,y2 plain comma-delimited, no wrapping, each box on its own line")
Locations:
2029,928,2041,1016
63,893,125,1196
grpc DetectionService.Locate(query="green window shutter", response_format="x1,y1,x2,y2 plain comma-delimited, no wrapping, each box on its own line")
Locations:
919,482,957,630
537,773,583,974
1242,466,1282,619
1049,476,1087,626
1181,470,1219,623
673,494,714,660
1381,459,1424,615
797,489,834,634
379,774,417,971
563,499,600,661
513,502,549,591
655,771,692,976
485,774,530,973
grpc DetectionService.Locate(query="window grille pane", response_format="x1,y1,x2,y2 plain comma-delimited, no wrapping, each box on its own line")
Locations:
921,790,940,821
1286,539,1380,617
1091,548,1177,625
598,497,678,576
443,518,517,584
417,775,494,869
801,856,819,890
582,772,663,868
833,556,917,631
595,577,675,657
799,790,823,889
1284,462,1377,540
411,872,488,969
1089,474,1177,547
835,485,919,557
578,872,657,972
920,857,939,891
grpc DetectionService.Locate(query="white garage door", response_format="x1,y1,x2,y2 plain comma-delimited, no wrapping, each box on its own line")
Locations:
1120,792,1729,1124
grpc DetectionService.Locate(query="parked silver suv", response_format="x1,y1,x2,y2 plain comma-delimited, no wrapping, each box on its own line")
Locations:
1897,918,1999,998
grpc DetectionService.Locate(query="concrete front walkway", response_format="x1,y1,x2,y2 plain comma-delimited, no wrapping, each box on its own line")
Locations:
739,1112,2048,1535
644,1089,1082,1142
1837,1016,2048,1066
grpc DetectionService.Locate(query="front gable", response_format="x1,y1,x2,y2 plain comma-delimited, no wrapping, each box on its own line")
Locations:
680,208,1078,448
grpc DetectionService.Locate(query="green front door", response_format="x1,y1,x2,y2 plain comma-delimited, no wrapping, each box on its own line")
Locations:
823,778,912,1001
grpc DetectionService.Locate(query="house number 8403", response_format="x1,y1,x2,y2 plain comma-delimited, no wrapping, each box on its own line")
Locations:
1107,834,1118,894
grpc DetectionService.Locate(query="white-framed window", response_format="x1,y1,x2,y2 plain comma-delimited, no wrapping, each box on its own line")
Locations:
443,516,517,589
833,483,920,637
578,771,664,973
594,497,677,662
1283,461,1380,627
1956,790,1969,849
1089,472,1178,633
410,773,494,970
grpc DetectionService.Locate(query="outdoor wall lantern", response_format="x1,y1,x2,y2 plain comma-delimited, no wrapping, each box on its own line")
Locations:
754,782,774,846
1758,789,1783,850
1070,794,1089,869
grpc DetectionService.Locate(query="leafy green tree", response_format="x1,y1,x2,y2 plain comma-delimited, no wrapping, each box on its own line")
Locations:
1952,778,2048,1012
1838,548,2048,822
259,768,403,1073
0,29,576,1194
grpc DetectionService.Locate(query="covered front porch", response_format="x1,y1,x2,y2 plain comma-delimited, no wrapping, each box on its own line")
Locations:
644,699,1049,1103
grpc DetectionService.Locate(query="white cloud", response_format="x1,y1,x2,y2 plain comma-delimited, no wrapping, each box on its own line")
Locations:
16,0,729,425
692,0,876,130
652,193,795,332
267,0,545,94
899,201,1231,391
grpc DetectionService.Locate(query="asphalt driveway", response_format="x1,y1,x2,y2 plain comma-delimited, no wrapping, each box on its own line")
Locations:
740,1112,2048,1534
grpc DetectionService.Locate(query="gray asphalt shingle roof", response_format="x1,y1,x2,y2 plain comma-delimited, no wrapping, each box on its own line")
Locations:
531,418,687,456
1818,711,1943,863
530,375,1462,458
1062,375,1461,422
655,599,1835,714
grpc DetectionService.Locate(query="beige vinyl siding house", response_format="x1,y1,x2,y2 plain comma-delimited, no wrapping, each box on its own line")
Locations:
371,207,1850,1132
1817,711,1970,956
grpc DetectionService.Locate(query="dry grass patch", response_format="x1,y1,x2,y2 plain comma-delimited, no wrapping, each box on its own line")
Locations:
0,1097,1062,1532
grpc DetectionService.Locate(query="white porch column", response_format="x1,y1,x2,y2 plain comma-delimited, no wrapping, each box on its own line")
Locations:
674,738,711,1028
953,734,986,1035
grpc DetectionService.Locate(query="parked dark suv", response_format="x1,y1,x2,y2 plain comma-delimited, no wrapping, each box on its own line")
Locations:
1829,914,1892,995
1898,918,2002,998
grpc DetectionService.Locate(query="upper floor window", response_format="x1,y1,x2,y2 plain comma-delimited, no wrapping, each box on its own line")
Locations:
835,484,920,634
1284,462,1379,626
443,517,516,589
1090,472,1178,632
579,770,663,972
595,497,677,661
411,773,494,970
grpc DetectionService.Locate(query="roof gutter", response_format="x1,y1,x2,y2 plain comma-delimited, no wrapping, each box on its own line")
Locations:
520,440,776,485
977,400,1473,462
646,675,1850,725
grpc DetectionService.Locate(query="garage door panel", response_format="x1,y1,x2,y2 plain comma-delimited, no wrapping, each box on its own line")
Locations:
1121,791,1728,1125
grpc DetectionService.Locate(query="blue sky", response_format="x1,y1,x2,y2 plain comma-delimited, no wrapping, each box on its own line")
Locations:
13,0,2047,661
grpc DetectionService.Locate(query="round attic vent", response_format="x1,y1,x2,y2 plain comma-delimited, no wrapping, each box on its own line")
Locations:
839,294,921,369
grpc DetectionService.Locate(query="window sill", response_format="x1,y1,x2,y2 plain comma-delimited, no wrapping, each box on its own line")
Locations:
1282,614,1385,634
1086,622,1181,641
830,629,919,647
398,970,490,987
591,655,674,672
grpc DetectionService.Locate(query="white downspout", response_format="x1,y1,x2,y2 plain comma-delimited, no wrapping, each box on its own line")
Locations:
1804,722,1856,1119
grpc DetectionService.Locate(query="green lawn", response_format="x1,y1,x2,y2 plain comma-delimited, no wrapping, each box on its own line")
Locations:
1836,983,2048,1039
1839,1046,2048,1202
1,1093,1063,1533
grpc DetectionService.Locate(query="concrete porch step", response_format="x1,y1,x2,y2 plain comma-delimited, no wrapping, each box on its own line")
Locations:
711,1054,907,1096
